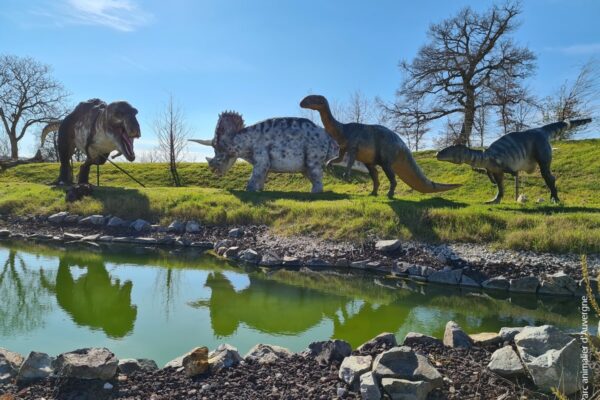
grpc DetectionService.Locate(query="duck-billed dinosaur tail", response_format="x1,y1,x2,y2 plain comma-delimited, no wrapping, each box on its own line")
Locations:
392,152,461,193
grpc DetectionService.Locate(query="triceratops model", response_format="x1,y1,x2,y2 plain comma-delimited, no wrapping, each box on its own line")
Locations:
42,98,141,185
190,111,339,192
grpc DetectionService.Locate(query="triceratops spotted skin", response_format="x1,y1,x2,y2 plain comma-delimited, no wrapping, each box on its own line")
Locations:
191,111,339,193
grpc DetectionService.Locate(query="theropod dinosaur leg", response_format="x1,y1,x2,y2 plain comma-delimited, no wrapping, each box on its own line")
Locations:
343,149,357,181
485,173,504,204
365,164,379,196
487,171,496,184
381,163,397,199
78,159,94,185
540,164,559,203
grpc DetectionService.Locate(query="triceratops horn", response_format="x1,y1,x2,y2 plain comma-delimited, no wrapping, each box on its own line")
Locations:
189,139,213,146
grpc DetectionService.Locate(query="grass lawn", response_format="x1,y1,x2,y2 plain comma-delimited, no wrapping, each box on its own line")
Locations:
1,139,600,254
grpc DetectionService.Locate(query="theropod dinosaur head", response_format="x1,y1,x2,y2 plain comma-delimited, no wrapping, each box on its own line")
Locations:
436,144,470,164
105,101,140,161
189,111,245,176
300,95,329,111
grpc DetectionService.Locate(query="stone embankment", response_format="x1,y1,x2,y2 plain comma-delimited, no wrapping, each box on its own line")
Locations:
0,211,598,297
0,323,589,399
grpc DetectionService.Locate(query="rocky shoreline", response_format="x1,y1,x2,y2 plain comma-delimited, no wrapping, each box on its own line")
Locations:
0,322,593,399
0,212,598,298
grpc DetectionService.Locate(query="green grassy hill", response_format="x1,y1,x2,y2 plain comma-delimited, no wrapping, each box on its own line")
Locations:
1,139,600,253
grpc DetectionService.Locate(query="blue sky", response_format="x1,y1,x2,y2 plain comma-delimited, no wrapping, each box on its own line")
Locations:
2,0,599,159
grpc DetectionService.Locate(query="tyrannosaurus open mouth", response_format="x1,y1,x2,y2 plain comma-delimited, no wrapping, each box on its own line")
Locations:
118,126,136,161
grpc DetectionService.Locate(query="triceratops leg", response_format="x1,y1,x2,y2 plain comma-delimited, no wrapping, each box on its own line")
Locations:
306,163,324,193
247,157,270,192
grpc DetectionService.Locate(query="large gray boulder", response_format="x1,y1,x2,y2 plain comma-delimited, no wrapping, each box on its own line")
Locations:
487,346,526,378
130,219,151,232
509,276,540,293
359,371,381,400
482,276,510,291
443,321,472,349
244,344,292,364
0,348,24,383
167,220,185,233
499,327,524,342
239,249,260,264
539,271,577,295
107,216,126,228
515,325,582,394
208,344,242,373
79,215,106,226
375,239,401,253
381,378,433,400
402,332,442,347
304,340,352,365
117,358,158,374
16,351,54,382
338,355,372,387
185,220,202,233
357,332,397,352
372,346,442,389
53,348,118,380
48,211,69,224
428,268,462,285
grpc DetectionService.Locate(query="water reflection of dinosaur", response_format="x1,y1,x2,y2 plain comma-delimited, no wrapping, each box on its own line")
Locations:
192,272,347,337
41,255,137,338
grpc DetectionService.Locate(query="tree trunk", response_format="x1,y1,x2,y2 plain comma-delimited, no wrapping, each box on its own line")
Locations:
9,133,18,160
460,95,476,146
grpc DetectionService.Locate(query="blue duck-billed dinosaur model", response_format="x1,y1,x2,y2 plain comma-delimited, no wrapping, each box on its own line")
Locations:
436,119,592,203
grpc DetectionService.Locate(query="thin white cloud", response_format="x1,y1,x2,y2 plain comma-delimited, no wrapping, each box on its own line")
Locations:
30,0,153,32
546,43,600,55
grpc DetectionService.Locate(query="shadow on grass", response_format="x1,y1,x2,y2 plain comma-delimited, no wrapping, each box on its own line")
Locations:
496,205,600,214
229,190,352,205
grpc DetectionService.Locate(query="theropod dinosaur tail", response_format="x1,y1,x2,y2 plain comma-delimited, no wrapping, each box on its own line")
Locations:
40,121,62,147
392,153,461,193
540,118,592,138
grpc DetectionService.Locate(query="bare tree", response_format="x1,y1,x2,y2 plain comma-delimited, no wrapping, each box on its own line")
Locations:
435,118,464,149
383,97,430,151
473,99,488,147
0,55,69,159
540,60,599,140
385,2,536,145
343,90,375,123
154,95,189,186
138,149,161,163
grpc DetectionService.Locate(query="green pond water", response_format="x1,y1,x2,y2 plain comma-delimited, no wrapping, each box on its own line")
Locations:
0,241,589,366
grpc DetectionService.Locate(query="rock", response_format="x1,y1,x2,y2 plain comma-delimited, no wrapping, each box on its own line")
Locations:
98,235,114,242
117,358,158,374
350,259,369,269
336,387,347,398
82,234,100,241
63,232,84,241
517,194,528,204
224,246,240,258
53,348,118,380
208,344,242,373
482,276,510,291
357,332,398,352
214,239,232,251
163,355,184,369
375,239,401,253
402,332,442,347
103,382,113,390
239,249,260,264
338,355,372,387
130,219,151,232
499,327,524,342
48,211,69,224
443,321,472,349
133,237,157,245
487,346,526,378
539,271,577,295
107,216,126,228
372,346,442,389
167,220,185,233
304,340,352,365
407,265,435,277
428,268,462,285
460,274,481,287
0,348,24,383
64,214,81,224
259,252,282,266
185,220,201,233
282,256,302,267
0,229,10,238
381,378,434,400
182,347,209,377
469,332,501,345
515,325,582,394
305,258,331,267
228,228,244,238
190,241,213,249
244,344,292,364
16,351,54,382
509,276,540,293
360,371,381,400
79,214,106,226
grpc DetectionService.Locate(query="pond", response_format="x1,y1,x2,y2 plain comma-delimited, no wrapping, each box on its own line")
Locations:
0,241,589,366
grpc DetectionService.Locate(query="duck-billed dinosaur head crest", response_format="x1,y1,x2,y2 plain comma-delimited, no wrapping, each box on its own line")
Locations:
436,144,470,164
300,95,329,111
105,101,140,161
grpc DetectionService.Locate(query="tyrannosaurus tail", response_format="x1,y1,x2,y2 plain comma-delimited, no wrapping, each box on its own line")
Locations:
40,121,62,147
392,152,461,193
541,118,592,137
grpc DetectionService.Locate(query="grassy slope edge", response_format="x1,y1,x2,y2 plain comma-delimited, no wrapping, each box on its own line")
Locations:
1,139,599,254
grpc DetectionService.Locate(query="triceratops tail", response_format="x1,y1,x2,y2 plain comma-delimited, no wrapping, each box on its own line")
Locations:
40,121,62,147
392,152,461,193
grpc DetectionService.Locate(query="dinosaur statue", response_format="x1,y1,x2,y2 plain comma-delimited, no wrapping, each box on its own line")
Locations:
190,111,339,193
436,118,592,203
41,98,141,185
300,95,460,198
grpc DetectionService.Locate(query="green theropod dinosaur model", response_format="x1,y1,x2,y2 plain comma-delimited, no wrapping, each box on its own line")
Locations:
436,119,592,203
41,98,141,185
300,95,460,198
